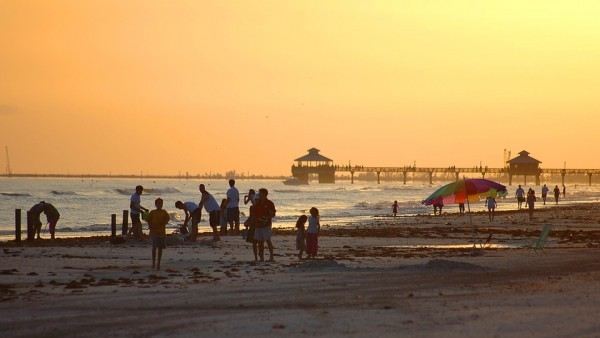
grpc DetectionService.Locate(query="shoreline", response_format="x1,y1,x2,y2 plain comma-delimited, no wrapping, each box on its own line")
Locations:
3,202,600,246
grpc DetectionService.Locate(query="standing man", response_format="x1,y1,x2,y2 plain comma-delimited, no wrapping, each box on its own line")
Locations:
43,202,60,240
198,184,221,241
175,201,200,238
562,185,567,198
129,185,149,240
541,184,549,205
515,185,525,210
554,185,561,205
226,179,240,234
254,188,276,262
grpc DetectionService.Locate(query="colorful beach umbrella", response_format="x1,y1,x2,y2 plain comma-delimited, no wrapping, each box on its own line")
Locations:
422,178,507,206
423,178,507,246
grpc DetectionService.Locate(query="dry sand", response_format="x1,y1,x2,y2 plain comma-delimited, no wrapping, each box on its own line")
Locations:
2,203,600,337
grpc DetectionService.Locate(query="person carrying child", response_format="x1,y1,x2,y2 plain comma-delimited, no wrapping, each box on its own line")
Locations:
296,215,308,259
306,207,320,258
147,198,170,270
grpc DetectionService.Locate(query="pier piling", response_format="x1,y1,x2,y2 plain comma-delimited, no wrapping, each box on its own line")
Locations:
111,214,117,238
402,171,407,185
15,209,21,242
376,171,381,184
122,210,129,236
26,211,34,241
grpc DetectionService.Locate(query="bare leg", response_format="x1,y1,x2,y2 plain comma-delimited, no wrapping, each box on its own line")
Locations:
267,239,274,262
211,226,220,241
152,246,156,269
258,241,265,261
157,247,162,270
252,241,258,261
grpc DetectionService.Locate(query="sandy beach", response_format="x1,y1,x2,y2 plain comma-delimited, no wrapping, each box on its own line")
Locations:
2,204,600,337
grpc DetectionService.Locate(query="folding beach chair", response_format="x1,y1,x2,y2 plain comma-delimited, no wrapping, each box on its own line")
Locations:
479,233,493,249
530,224,552,252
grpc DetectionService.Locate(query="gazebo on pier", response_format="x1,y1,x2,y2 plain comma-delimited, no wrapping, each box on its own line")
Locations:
506,150,542,185
291,148,336,183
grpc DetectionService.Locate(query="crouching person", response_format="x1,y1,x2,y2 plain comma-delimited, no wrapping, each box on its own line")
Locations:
147,198,169,270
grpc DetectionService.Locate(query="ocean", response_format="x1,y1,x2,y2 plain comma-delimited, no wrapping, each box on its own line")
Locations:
2,177,600,240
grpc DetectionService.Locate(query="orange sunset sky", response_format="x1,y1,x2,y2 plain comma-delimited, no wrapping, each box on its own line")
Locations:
1,1,599,175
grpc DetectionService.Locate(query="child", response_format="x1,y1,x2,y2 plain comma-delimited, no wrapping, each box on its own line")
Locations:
486,196,497,222
306,207,320,259
147,198,170,270
296,215,308,259
219,198,228,235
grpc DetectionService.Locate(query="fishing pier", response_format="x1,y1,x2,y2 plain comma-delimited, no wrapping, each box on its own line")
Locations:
291,149,600,186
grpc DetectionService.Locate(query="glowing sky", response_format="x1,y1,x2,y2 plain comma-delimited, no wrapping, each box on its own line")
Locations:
1,1,599,175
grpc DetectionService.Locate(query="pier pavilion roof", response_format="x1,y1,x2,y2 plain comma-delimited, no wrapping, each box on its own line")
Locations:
295,148,333,162
507,150,542,165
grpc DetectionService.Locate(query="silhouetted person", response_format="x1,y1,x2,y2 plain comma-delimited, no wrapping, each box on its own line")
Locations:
541,184,549,205
254,188,276,262
458,202,465,215
515,185,525,210
226,179,241,233
562,185,566,198
198,184,221,241
527,189,536,220
147,198,169,270
433,199,443,216
486,196,496,222
306,207,320,259
129,185,148,240
219,198,228,235
43,203,60,240
392,200,398,217
554,185,560,205
28,202,46,239
243,189,258,260
175,201,199,236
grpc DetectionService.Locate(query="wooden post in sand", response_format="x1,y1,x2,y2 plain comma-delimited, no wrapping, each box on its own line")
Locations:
122,210,129,236
26,210,34,241
111,214,117,238
15,209,21,242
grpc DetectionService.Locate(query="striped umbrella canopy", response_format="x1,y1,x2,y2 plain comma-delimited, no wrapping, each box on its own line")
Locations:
422,178,507,206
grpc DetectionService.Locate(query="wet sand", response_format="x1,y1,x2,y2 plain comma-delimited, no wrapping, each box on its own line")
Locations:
2,203,600,337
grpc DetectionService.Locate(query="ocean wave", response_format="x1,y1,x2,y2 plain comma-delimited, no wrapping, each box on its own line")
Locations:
0,192,31,197
274,189,302,193
50,190,78,196
114,187,181,195
354,200,424,211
